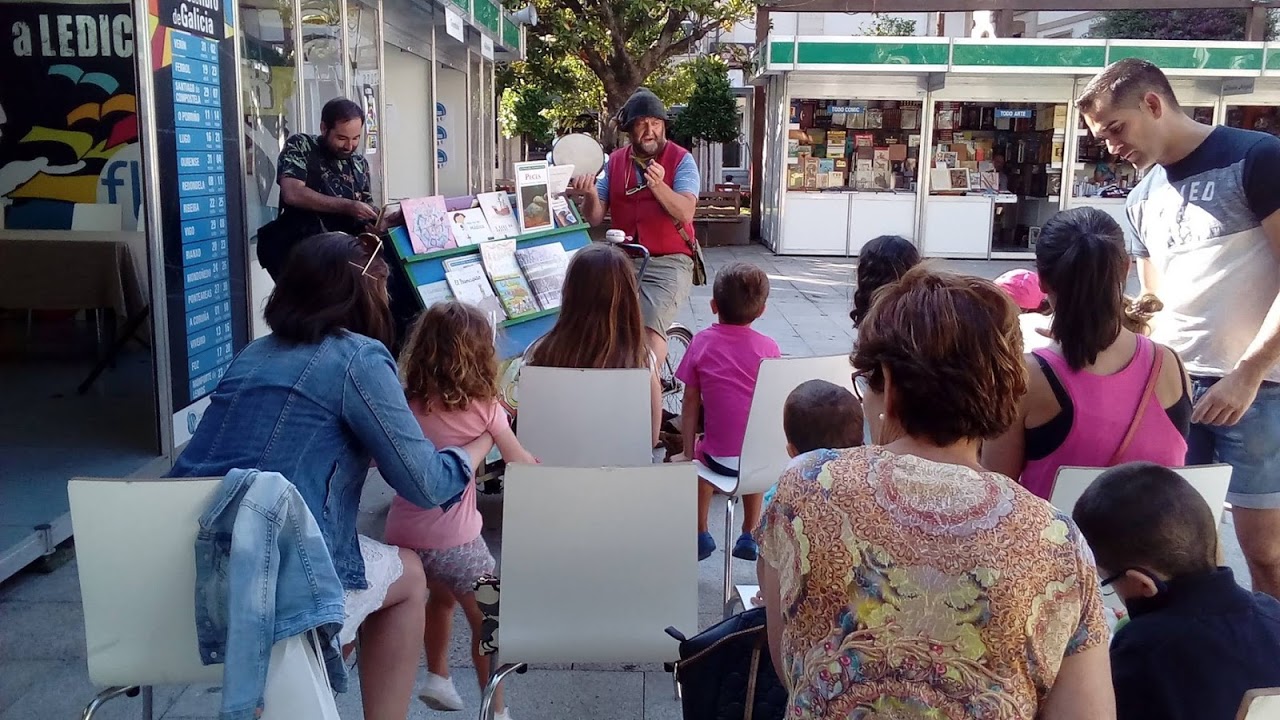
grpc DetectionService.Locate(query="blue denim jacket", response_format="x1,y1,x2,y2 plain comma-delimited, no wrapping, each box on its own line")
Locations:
170,331,473,589
195,468,346,720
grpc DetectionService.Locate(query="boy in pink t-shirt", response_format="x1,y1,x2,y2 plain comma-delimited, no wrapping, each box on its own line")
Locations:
675,262,780,561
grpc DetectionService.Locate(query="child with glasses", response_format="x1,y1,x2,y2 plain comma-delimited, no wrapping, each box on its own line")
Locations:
1072,462,1280,720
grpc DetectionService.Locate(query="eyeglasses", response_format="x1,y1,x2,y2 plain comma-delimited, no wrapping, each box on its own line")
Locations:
350,232,383,277
851,370,872,402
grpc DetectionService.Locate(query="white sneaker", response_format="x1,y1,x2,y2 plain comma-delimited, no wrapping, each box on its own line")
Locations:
418,672,465,711
494,709,514,720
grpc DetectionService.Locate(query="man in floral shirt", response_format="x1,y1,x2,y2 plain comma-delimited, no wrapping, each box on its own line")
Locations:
258,97,380,278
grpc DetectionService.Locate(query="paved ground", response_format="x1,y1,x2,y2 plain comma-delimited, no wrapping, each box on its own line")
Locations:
0,245,1247,719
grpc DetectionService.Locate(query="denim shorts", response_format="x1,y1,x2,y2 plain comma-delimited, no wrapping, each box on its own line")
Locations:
633,254,693,337
1186,376,1280,509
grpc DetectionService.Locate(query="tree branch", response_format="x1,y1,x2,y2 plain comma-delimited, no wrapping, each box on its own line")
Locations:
637,10,685,77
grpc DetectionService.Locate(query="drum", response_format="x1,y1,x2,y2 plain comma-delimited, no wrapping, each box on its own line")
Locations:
547,133,605,176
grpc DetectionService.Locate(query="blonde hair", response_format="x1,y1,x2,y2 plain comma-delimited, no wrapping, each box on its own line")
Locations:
399,302,499,412
1122,293,1163,336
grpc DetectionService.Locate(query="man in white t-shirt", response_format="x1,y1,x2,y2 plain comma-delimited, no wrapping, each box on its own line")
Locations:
1079,59,1280,598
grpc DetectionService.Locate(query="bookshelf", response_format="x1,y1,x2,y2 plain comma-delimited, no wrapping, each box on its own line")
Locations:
384,194,592,360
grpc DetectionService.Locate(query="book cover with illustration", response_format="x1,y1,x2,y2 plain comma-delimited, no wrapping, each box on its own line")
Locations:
550,195,578,228
478,192,520,239
479,240,540,317
401,195,455,254
448,208,494,246
516,242,569,310
514,161,553,234
443,255,507,321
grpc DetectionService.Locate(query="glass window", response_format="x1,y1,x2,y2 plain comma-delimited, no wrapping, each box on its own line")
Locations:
300,0,344,135
347,0,382,203
240,0,300,237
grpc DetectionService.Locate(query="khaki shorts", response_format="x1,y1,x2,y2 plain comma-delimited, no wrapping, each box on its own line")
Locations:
634,254,693,337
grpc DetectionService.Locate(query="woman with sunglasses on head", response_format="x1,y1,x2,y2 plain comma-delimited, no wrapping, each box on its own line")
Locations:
757,267,1115,720
169,232,492,720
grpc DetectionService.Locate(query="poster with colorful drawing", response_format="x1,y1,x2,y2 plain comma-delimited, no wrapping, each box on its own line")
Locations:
0,2,141,231
401,195,456,254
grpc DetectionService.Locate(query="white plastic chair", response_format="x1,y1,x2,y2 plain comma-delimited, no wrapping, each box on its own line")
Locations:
1050,464,1233,526
1239,688,1280,720
69,476,339,720
692,355,857,618
478,463,698,719
516,366,655,467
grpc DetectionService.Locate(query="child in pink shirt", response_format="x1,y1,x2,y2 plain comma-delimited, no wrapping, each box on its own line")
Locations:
675,262,781,562
384,302,536,720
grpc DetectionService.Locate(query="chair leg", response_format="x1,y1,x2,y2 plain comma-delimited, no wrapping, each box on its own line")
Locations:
722,495,736,619
142,686,154,720
81,686,138,720
479,663,527,720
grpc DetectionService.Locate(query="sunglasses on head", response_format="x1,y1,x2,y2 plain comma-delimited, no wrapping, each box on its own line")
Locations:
350,232,383,277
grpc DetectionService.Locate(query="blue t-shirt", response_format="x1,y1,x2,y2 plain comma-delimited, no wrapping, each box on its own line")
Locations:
595,151,700,203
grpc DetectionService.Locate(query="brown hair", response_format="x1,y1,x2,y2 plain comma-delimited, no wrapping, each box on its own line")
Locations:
1123,293,1164,336
852,235,921,327
1077,58,1181,113
399,301,499,412
525,243,649,369
1073,462,1217,578
713,262,770,325
851,266,1027,446
1036,207,1128,371
264,231,394,349
783,379,864,454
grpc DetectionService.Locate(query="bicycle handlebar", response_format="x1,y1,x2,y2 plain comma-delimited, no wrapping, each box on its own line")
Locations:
616,241,651,281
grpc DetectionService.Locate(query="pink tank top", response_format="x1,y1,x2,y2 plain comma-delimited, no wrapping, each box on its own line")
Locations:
1020,335,1188,499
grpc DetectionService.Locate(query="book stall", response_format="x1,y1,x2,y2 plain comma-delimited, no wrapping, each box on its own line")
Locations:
382,159,589,362
752,36,1280,259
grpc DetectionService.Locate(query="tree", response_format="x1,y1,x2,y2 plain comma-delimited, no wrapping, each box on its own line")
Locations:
499,0,755,147
1089,9,1277,41
860,13,918,37
669,58,739,149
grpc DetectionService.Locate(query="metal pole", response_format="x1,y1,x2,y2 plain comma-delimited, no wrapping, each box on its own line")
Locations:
130,0,175,459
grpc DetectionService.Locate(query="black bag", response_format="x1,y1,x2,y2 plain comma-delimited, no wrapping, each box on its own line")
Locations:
255,210,328,281
668,608,788,720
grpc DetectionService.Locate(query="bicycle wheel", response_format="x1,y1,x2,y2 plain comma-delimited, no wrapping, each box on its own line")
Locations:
661,323,694,417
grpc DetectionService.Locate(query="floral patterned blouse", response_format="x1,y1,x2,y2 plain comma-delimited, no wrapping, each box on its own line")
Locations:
756,446,1108,720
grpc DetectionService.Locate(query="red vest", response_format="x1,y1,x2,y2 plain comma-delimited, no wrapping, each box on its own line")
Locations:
607,141,695,257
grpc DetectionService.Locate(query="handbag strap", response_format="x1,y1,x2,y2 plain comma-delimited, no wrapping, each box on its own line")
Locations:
1109,341,1164,465
744,635,763,720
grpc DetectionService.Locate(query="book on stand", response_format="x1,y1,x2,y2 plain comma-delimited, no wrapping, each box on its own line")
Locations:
401,196,455,254
415,280,455,309
479,239,540,317
477,191,520,239
516,242,569,310
448,208,495,246
514,161,554,234
443,254,507,322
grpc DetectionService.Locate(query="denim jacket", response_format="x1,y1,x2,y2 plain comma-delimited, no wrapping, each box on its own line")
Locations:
195,468,347,720
169,331,473,589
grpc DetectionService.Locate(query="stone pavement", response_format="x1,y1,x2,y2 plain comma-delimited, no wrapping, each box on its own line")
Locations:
0,245,1249,719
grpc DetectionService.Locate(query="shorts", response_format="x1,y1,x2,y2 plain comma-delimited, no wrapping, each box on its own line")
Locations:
414,535,496,595
340,535,405,646
1186,376,1280,509
634,254,693,337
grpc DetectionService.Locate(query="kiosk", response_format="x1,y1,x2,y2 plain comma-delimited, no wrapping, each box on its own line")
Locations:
754,36,1279,259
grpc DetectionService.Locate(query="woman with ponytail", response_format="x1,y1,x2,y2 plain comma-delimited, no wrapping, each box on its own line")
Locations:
983,208,1191,499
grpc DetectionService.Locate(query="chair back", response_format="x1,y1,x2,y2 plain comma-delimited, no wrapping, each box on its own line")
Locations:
1050,464,1232,527
497,463,698,663
736,355,856,496
69,477,225,686
517,366,654,466
1238,688,1280,720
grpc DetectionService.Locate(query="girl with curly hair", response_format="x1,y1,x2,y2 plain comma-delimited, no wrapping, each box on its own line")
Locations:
850,235,921,328
384,301,536,720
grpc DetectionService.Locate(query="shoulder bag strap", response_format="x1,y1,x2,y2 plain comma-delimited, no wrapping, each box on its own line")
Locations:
1108,341,1164,465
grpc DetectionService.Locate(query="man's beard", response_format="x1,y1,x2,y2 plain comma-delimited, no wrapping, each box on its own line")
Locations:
636,137,664,157
322,133,354,159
